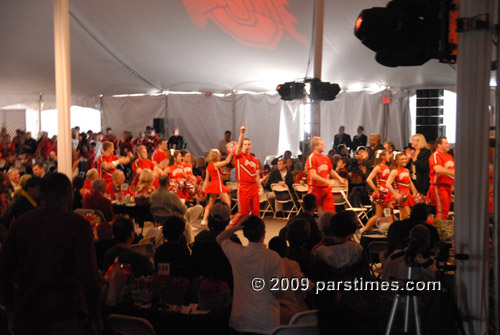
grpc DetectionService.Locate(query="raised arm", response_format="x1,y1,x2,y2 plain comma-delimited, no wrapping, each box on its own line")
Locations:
235,123,246,156
214,152,233,169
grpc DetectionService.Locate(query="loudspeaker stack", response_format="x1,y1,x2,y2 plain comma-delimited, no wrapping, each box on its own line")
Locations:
416,89,446,142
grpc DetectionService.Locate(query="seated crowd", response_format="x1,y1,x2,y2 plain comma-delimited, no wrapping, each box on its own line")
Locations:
0,124,454,335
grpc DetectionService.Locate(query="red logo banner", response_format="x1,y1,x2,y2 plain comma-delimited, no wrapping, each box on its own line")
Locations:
183,0,308,49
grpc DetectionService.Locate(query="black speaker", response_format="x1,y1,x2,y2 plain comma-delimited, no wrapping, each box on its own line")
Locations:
416,125,446,142
416,89,445,140
153,118,165,134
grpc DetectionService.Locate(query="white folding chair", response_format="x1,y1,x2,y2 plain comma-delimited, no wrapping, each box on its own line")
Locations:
289,309,319,325
260,190,275,218
108,314,156,335
330,181,367,228
226,182,238,212
270,183,298,220
292,183,308,214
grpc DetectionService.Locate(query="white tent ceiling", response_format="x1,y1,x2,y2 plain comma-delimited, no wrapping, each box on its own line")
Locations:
0,0,457,98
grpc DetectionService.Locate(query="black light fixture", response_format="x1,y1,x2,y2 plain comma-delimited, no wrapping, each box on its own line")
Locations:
354,0,457,67
276,82,305,101
309,81,341,101
277,79,340,101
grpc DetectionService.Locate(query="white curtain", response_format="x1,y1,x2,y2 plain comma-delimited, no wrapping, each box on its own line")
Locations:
167,94,234,158
101,91,410,161
235,94,282,163
102,95,167,139
320,90,410,152
278,100,302,158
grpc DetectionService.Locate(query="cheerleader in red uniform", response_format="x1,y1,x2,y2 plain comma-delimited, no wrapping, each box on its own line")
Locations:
200,149,233,225
362,149,393,232
163,150,187,201
386,152,420,220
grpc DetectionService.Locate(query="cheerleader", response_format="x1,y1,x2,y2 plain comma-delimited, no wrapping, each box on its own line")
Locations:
386,152,420,220
163,150,187,201
362,150,392,232
180,149,203,205
200,149,233,225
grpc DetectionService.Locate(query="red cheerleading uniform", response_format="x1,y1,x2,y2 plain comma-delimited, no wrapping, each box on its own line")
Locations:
306,152,335,212
234,152,260,217
169,164,187,200
118,139,134,156
428,151,455,220
376,164,392,203
205,163,230,194
97,154,119,185
394,168,416,207
131,158,156,190
151,150,168,165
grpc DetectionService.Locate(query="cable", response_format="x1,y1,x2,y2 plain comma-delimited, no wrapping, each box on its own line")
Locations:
69,11,162,92
304,0,317,80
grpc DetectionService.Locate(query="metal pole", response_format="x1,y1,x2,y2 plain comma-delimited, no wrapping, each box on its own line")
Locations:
493,1,500,333
53,0,72,177
311,0,324,138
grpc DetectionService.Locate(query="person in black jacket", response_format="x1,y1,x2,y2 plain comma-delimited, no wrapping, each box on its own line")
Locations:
265,158,295,212
409,134,431,195
352,125,367,151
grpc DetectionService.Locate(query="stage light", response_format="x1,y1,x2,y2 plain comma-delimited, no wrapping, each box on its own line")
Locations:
354,0,458,67
276,82,305,100
310,82,341,101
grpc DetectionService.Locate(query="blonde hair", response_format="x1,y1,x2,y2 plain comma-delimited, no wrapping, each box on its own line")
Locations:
310,136,322,149
139,169,154,183
412,134,427,150
207,149,220,163
102,141,113,151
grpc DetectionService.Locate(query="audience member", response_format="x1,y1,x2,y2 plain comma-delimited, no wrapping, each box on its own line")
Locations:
82,178,114,222
2,176,42,229
103,216,154,276
217,216,285,334
333,126,352,152
0,173,102,335
217,130,232,159
352,125,367,150
154,216,190,277
190,203,241,286
268,236,312,325
279,194,322,252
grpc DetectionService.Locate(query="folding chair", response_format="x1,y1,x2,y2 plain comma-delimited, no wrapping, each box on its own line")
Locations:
226,182,238,212
260,191,275,218
108,314,156,335
331,181,367,228
270,183,298,220
130,243,154,261
289,309,319,325
271,324,320,335
292,183,308,214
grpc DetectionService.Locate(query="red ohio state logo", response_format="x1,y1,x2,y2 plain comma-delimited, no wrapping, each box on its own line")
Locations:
183,0,308,49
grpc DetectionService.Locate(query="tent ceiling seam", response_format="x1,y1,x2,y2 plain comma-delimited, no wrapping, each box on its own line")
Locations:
69,10,162,92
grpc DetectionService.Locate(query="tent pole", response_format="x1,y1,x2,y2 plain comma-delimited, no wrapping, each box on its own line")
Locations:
493,0,500,333
455,0,492,333
311,0,324,138
53,0,72,178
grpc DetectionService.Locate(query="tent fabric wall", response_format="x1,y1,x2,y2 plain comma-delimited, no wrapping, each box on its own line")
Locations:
102,95,167,140
167,93,234,157
320,90,410,152
100,91,410,161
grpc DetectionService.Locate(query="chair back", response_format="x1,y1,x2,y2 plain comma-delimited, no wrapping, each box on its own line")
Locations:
108,314,156,335
271,324,320,335
130,243,154,260
289,309,319,325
